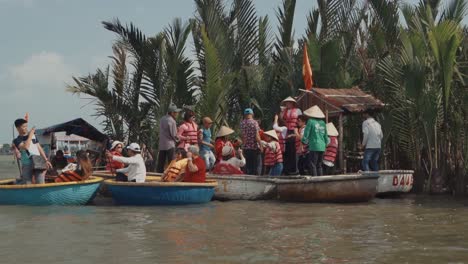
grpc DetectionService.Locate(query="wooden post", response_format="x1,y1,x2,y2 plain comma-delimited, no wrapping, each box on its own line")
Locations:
338,113,344,173
325,110,329,123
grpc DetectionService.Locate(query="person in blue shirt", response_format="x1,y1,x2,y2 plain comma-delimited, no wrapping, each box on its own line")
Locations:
199,117,216,170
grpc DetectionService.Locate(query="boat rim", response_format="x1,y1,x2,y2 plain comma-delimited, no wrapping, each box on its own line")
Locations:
274,173,379,184
0,176,104,189
104,179,218,187
207,174,281,182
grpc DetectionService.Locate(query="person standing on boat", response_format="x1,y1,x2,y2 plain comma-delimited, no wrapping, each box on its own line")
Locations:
106,140,125,172
302,106,328,176
240,108,262,175
260,130,284,176
177,110,199,151
184,145,206,183
295,115,310,175
323,122,339,174
199,117,216,170
157,103,182,173
106,143,146,183
281,97,302,175
13,118,52,184
361,111,383,171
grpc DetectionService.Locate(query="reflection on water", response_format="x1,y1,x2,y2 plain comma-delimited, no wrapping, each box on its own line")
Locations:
0,197,467,263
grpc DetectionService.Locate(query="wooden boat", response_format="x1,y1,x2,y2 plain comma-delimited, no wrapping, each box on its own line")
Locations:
207,174,277,200
275,173,379,203
104,179,217,205
367,170,414,196
0,177,104,206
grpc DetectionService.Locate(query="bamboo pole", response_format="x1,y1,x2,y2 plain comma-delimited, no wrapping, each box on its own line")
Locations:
339,114,344,173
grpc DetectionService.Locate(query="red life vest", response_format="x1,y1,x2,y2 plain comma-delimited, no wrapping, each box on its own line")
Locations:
181,122,199,145
55,170,84,183
276,131,286,153
324,136,338,163
212,163,244,175
264,141,283,166
283,108,299,130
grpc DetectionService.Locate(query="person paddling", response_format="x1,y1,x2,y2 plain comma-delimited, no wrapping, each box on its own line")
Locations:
106,143,146,183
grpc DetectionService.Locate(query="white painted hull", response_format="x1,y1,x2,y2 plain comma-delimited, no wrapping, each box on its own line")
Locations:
207,175,277,200
374,170,414,195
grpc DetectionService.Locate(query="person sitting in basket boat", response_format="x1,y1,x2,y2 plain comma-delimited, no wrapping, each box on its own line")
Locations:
260,130,284,177
162,148,188,182
106,143,146,183
214,126,241,163
55,150,92,182
183,145,206,183
212,145,245,175
106,140,125,172
51,150,68,171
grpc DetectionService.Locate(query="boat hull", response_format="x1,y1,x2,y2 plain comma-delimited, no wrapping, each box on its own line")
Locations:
207,175,277,200
105,180,217,205
275,174,379,203
373,170,414,196
92,172,161,197
0,177,103,206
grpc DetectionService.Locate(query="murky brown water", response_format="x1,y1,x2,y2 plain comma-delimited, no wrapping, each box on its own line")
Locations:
0,156,467,263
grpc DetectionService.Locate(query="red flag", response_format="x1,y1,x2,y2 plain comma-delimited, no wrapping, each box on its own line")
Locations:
24,113,29,122
303,44,314,90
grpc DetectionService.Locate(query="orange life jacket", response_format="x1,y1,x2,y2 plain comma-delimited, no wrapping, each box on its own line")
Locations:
264,141,283,166
55,170,84,183
324,136,338,163
283,108,299,130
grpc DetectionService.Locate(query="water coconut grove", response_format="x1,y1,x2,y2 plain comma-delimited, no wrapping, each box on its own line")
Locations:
66,0,468,196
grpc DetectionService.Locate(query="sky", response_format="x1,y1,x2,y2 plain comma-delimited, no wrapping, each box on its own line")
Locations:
0,0,459,143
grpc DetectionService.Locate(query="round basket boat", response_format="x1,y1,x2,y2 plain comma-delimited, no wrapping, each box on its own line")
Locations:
364,170,414,196
0,176,104,206
104,179,217,205
92,172,162,197
275,174,379,203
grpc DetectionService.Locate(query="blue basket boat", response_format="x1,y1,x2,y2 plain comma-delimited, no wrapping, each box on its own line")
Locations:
104,179,217,205
0,177,104,206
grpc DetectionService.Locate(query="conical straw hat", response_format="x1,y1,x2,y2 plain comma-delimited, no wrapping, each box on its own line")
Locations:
281,96,297,106
264,130,279,141
304,105,325,118
326,122,339,136
216,126,234,138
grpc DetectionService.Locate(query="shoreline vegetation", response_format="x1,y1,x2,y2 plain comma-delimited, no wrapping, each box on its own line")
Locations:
63,0,467,196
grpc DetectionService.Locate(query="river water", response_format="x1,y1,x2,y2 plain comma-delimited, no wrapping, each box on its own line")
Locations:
0,156,467,263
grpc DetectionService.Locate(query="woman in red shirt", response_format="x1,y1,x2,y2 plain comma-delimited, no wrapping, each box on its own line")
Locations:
106,141,125,171
184,145,206,183
215,126,238,163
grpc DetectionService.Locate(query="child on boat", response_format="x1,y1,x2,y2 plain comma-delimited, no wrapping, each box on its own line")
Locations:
323,122,339,175
199,117,216,170
55,150,93,182
260,130,284,176
162,148,188,182
296,115,310,175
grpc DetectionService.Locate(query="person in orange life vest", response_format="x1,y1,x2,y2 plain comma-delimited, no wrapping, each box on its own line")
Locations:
183,145,206,183
162,148,188,182
106,140,125,171
260,130,284,176
280,96,302,175
295,115,311,175
323,122,339,175
214,126,237,163
55,150,93,183
177,111,198,151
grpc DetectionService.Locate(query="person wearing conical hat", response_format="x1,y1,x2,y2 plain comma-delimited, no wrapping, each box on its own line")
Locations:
281,96,302,175
323,122,339,173
214,126,240,163
302,105,329,176
199,117,216,170
260,130,284,176
211,145,246,175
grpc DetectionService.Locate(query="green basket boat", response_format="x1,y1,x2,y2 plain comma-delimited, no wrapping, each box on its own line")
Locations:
0,176,104,206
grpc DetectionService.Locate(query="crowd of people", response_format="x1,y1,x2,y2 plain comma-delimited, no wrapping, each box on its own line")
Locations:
11,95,383,185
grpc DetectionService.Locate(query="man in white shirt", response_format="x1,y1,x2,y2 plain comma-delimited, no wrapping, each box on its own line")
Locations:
219,145,246,169
106,143,146,183
361,111,383,171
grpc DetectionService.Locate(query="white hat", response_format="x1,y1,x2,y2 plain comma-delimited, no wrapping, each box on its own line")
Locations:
304,105,325,119
216,126,234,138
126,143,141,153
222,145,233,157
326,122,339,136
264,130,279,141
111,141,123,150
281,96,297,106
